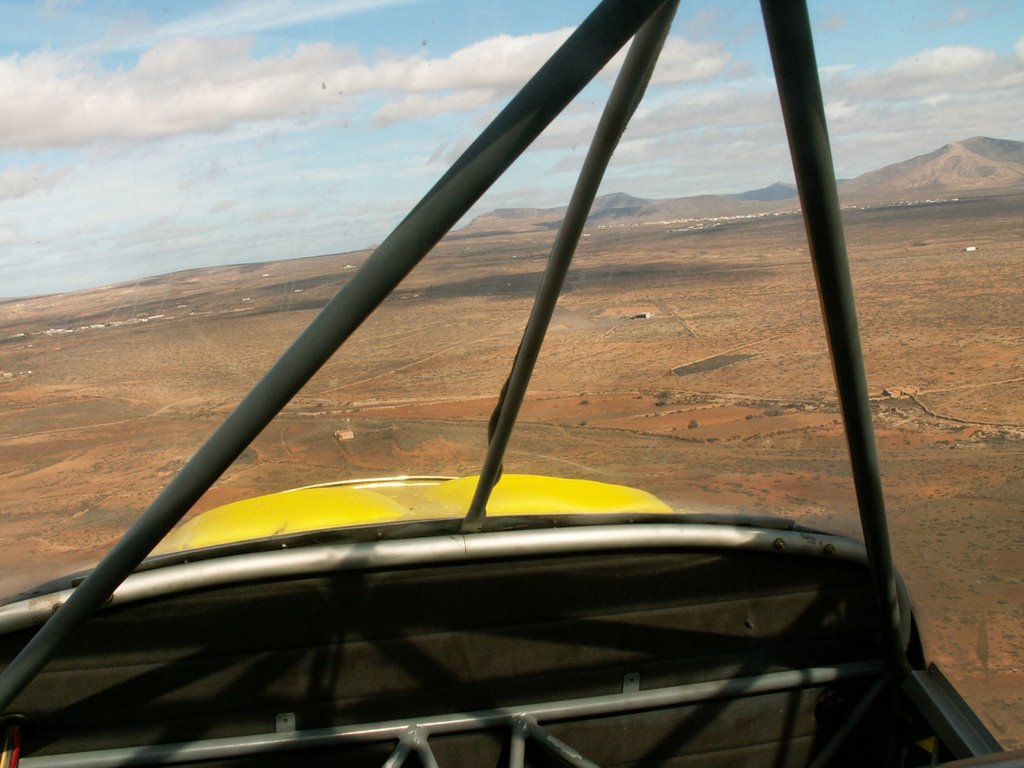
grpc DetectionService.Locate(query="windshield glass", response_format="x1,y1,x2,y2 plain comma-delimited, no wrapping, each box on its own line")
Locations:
1,0,1021,749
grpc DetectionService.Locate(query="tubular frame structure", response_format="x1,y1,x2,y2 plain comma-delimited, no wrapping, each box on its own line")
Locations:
3,1,1010,765
19,661,884,768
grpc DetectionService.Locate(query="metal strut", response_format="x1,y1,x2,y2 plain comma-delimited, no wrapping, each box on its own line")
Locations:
17,661,881,768
760,0,906,678
464,0,680,528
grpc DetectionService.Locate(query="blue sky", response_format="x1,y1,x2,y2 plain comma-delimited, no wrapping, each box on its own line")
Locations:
1,0,1022,297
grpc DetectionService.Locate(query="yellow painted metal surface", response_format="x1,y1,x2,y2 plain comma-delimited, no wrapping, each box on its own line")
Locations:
157,474,675,553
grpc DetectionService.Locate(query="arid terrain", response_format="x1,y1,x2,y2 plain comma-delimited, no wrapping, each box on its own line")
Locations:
1,185,1022,745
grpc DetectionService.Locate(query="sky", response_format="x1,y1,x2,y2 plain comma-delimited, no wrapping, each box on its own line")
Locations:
1,0,1022,298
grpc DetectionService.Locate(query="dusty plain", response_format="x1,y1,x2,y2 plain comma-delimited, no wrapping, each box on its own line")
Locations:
1,191,1022,746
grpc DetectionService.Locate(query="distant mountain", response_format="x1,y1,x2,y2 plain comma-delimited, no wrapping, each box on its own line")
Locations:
461,191,791,235
590,192,648,212
459,137,1023,235
726,182,797,202
839,137,1024,200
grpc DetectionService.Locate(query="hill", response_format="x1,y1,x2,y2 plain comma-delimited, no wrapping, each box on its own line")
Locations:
459,137,1024,235
726,182,798,202
460,191,794,236
838,137,1024,200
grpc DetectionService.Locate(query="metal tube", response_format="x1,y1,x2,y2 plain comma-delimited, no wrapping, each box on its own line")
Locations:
381,737,414,768
903,665,1002,759
759,0,906,676
526,720,602,768
399,727,440,768
807,676,887,768
20,662,881,768
508,719,528,768
0,0,668,712
0,524,876,637
463,0,679,528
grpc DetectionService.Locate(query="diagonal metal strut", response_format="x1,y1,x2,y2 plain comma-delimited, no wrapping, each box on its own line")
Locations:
463,0,680,528
760,0,905,678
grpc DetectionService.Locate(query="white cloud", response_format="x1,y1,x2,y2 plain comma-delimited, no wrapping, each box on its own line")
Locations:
246,206,302,222
819,64,853,76
0,40,340,149
92,0,418,55
838,44,1022,102
825,99,857,122
0,21,737,151
0,27,588,149
157,0,407,39
947,8,972,26
920,93,953,107
819,15,845,32
890,46,998,79
0,222,25,247
524,35,1024,196
639,88,782,135
596,35,729,87
0,164,71,200
373,89,498,125
820,42,1024,177
365,28,575,92
178,160,228,191
649,37,730,84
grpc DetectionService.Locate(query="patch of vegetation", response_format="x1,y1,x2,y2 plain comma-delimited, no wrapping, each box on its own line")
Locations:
672,353,753,377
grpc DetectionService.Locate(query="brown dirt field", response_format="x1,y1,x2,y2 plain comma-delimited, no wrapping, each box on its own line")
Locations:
1,192,1021,746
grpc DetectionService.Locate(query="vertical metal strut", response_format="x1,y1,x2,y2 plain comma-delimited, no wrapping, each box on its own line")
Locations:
760,0,906,676
0,0,668,713
463,0,679,528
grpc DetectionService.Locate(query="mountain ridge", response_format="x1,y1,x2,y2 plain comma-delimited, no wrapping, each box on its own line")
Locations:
840,137,1024,199
460,136,1024,235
